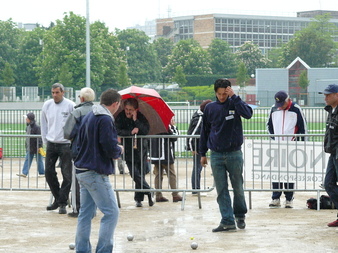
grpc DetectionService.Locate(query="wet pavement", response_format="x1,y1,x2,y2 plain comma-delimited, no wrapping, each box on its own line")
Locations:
1,188,338,253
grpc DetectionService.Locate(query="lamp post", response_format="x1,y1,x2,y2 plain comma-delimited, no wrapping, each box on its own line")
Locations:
86,0,91,88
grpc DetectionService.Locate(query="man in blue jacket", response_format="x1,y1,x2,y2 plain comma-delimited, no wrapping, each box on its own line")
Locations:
200,78,253,232
74,88,123,253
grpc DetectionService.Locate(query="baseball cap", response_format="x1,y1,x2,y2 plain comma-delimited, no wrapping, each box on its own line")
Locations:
318,84,338,94
274,91,289,107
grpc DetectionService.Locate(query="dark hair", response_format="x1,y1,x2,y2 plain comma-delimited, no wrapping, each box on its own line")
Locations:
124,97,139,109
100,88,121,106
200,99,212,112
214,78,231,92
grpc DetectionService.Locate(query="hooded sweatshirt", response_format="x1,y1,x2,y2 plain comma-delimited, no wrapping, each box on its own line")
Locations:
74,104,122,175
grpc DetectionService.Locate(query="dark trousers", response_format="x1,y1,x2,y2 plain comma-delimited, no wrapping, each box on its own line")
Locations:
324,155,338,209
45,142,72,206
126,160,151,202
271,182,294,201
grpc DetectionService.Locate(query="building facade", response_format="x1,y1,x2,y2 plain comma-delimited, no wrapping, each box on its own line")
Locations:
156,11,338,54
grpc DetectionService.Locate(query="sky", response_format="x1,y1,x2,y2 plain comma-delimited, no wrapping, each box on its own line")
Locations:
1,0,337,31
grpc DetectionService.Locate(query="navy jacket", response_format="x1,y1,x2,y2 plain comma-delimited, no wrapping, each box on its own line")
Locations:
74,105,122,175
199,95,253,156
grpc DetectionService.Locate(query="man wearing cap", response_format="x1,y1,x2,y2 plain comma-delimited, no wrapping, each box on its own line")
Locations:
267,91,307,208
17,112,45,177
41,83,75,214
319,84,338,227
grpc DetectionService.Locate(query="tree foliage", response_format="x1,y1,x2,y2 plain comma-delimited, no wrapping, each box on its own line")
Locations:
236,62,250,88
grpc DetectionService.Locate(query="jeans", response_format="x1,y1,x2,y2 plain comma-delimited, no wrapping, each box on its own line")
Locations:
324,155,338,209
191,152,202,190
22,152,45,175
271,182,294,201
45,142,72,206
76,171,119,253
210,150,247,225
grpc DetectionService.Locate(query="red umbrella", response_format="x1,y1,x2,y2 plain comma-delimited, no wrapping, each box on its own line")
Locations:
115,86,174,135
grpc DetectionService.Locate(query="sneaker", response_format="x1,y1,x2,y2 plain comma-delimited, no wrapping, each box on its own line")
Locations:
59,206,67,214
269,199,281,207
16,173,27,178
135,201,143,207
285,200,293,208
212,224,236,232
38,174,45,178
236,218,246,229
327,220,338,227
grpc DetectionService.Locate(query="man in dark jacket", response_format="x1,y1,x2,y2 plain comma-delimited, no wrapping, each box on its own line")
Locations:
186,99,212,194
17,112,45,177
115,98,154,208
74,88,123,253
319,84,338,227
200,78,253,232
150,117,183,202
64,87,95,217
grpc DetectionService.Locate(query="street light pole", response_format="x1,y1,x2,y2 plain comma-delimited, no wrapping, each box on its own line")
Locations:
86,0,91,87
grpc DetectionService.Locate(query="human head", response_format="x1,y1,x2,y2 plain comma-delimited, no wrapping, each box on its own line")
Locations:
274,91,289,108
214,78,232,103
51,83,65,103
100,88,121,115
24,112,35,124
79,87,95,102
200,99,212,112
319,84,338,107
123,98,139,119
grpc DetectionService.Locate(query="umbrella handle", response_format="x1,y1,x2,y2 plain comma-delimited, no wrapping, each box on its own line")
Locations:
133,134,137,149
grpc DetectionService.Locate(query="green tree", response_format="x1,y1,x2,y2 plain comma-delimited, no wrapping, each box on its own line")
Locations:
208,38,236,76
165,39,211,79
172,65,187,86
281,14,337,67
298,70,310,90
117,61,130,88
266,47,284,68
58,62,73,86
236,41,269,75
116,29,161,84
236,62,250,88
1,62,15,86
153,37,174,83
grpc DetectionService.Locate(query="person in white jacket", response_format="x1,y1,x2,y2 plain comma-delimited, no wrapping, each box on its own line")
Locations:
266,90,307,208
41,83,75,214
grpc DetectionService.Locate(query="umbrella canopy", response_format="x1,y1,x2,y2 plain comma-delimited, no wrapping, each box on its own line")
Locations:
115,86,174,135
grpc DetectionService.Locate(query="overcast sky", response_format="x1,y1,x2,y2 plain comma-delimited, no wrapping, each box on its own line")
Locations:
1,0,337,30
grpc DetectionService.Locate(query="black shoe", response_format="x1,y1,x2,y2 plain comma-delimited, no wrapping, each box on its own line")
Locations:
68,211,79,218
136,201,143,207
236,218,246,229
59,206,67,214
46,201,59,211
148,192,154,207
212,224,236,232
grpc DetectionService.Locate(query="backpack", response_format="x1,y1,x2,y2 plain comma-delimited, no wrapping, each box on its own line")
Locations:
306,195,335,209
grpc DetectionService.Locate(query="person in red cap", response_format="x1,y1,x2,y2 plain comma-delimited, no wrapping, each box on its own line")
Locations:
17,112,45,177
319,84,338,227
267,90,307,208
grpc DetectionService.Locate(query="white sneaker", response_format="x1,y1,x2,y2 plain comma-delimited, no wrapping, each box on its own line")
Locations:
269,199,281,207
285,200,293,208
16,173,27,178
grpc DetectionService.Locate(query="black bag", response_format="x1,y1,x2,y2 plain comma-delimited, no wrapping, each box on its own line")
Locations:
306,195,335,209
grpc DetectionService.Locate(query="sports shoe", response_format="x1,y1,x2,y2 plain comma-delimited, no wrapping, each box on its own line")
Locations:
173,195,183,202
269,199,281,207
16,173,27,178
59,206,67,214
327,220,338,227
212,224,236,232
285,200,293,208
38,174,45,178
68,211,79,218
156,197,169,202
135,201,143,207
236,218,246,229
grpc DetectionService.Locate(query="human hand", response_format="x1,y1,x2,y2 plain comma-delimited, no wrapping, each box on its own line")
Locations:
118,144,124,154
131,128,139,135
226,86,235,97
200,156,208,167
